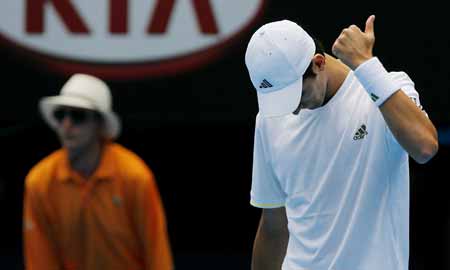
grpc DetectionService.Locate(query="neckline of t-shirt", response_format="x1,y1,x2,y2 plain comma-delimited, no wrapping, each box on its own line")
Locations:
299,70,354,116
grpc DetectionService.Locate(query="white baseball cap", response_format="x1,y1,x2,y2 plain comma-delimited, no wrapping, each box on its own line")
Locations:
39,74,121,139
245,20,315,117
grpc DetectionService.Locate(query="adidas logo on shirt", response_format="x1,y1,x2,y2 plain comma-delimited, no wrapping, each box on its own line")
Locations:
112,195,122,207
353,124,368,140
259,79,273,89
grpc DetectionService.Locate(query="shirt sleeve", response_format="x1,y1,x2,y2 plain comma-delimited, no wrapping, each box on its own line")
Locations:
390,71,427,116
134,169,174,270
385,71,428,149
250,116,286,208
23,177,62,270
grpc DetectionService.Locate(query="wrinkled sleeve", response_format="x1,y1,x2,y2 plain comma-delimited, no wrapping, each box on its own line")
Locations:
135,169,174,270
23,177,61,270
385,71,428,149
250,117,286,208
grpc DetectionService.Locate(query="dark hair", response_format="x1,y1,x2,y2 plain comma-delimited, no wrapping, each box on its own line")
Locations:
303,38,325,79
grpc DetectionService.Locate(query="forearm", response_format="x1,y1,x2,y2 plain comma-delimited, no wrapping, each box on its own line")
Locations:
137,178,173,270
353,57,438,163
331,16,438,163
251,221,288,270
380,90,438,163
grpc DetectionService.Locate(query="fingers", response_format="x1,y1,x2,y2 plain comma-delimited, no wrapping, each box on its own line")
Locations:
332,16,376,54
331,42,343,58
331,40,339,56
340,15,376,36
365,15,375,35
332,16,376,69
332,34,349,57
348,24,362,33
333,24,360,48
339,25,361,37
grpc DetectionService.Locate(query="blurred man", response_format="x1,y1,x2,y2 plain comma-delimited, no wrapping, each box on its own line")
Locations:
245,16,438,270
23,74,173,270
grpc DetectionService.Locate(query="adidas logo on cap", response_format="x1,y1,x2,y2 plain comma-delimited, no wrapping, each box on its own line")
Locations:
259,79,273,89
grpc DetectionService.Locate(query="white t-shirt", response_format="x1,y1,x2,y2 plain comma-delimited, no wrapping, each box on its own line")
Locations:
251,71,424,270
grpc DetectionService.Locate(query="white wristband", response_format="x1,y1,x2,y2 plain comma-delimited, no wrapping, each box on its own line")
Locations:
354,57,400,106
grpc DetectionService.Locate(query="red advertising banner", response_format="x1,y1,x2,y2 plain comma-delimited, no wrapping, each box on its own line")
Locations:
0,0,266,79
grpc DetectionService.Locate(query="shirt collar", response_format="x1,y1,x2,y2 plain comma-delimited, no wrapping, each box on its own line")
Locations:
55,143,116,183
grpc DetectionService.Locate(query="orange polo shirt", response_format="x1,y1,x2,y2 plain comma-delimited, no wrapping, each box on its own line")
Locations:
23,143,173,270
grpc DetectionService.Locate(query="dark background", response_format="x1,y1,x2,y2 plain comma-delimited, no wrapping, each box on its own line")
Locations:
1,1,449,269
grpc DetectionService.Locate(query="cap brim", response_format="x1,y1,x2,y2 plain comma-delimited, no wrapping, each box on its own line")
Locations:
257,77,302,117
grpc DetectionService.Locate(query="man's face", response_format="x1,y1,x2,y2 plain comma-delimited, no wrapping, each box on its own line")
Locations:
292,55,328,113
295,72,328,111
53,106,102,152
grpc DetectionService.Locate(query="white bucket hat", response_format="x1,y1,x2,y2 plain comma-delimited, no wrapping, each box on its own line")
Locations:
39,73,121,139
245,20,315,117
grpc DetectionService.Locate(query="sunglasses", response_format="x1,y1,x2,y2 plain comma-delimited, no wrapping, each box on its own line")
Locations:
53,107,96,125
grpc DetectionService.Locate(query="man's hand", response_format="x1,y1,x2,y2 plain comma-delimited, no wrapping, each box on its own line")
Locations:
332,15,376,70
